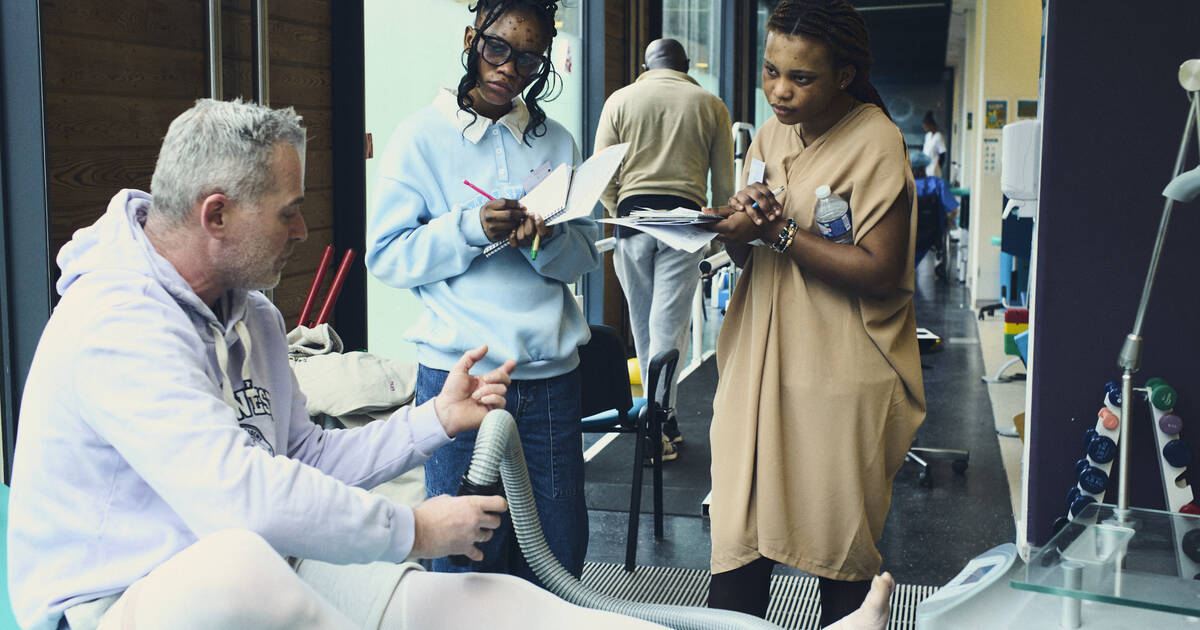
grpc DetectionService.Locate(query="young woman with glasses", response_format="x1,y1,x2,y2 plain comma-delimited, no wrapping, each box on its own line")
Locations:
702,0,917,627
366,0,599,584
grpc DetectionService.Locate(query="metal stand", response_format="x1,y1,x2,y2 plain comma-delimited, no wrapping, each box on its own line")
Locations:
1114,59,1200,515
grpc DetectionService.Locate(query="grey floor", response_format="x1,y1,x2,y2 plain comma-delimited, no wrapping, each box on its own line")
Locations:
582,255,1016,587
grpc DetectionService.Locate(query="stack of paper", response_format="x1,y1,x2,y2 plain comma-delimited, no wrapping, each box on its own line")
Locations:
626,207,722,225
599,207,722,253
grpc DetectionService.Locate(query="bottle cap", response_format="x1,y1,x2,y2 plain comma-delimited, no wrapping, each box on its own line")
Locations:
814,185,831,199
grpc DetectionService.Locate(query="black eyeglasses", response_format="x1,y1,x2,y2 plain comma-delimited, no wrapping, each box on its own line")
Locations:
475,32,548,77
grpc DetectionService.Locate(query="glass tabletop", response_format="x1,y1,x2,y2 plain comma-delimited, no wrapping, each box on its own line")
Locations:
1012,503,1200,616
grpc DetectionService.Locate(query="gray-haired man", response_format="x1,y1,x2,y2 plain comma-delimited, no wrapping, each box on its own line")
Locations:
6,99,657,630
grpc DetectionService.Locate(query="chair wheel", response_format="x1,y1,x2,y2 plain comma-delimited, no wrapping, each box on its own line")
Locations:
919,469,933,488
952,459,968,474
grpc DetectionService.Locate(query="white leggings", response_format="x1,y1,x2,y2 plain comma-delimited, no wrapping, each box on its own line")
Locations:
85,529,666,630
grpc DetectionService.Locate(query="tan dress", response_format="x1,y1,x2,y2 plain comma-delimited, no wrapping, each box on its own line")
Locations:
709,103,926,582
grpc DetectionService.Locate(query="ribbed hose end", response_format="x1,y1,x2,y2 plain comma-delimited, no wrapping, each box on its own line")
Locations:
460,410,784,630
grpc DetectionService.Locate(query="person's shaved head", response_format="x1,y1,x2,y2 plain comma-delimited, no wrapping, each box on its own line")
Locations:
644,39,688,72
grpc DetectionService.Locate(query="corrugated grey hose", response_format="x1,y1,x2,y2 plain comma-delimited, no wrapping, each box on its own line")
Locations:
462,409,783,630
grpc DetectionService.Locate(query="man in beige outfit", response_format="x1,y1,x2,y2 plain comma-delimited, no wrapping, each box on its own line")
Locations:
594,39,734,457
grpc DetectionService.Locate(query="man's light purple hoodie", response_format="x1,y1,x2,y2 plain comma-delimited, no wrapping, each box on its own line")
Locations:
7,190,450,630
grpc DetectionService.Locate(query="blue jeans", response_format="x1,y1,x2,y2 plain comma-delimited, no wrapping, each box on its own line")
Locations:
418,365,588,584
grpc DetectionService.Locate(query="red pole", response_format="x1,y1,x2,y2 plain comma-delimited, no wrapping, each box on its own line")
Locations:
298,244,334,328
315,249,355,326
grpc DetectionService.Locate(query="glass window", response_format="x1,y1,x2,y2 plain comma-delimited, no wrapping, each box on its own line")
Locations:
662,0,722,97
540,4,584,146
754,0,772,130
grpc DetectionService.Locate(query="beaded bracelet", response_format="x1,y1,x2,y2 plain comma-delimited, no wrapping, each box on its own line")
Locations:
770,218,798,253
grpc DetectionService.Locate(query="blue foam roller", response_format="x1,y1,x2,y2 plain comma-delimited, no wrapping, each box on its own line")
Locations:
1107,388,1122,407
1083,428,1098,450
1067,486,1082,507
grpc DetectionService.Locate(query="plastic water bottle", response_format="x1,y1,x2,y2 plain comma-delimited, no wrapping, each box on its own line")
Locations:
813,185,853,244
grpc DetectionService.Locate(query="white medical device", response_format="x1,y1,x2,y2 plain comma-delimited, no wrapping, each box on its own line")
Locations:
1000,119,1041,220
916,541,1197,629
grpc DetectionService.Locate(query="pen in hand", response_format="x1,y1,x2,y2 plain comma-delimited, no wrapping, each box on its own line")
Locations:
465,179,539,258
750,184,788,210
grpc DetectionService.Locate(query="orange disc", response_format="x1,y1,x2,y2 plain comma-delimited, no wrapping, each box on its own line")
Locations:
1098,408,1119,431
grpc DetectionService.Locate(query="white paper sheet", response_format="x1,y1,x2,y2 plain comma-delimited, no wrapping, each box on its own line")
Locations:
598,218,717,253
518,164,570,219
557,142,630,224
747,158,766,185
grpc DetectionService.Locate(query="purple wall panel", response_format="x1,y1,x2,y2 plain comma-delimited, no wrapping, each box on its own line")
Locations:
1028,0,1200,545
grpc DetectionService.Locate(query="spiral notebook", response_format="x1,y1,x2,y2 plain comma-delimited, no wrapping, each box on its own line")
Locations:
483,142,630,258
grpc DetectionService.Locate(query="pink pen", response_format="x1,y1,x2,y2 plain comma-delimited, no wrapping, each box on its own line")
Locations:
462,179,495,201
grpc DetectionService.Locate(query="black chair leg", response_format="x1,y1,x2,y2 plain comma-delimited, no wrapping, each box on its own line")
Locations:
651,410,664,539
625,425,646,571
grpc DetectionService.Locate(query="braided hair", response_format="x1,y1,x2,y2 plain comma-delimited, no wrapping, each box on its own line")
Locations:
458,0,562,145
767,0,891,120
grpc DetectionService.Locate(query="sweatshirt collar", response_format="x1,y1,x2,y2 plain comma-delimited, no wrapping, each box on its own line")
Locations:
636,69,701,86
433,87,529,144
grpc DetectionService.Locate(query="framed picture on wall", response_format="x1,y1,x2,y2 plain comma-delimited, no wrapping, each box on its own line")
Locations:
1017,100,1038,119
986,100,1007,129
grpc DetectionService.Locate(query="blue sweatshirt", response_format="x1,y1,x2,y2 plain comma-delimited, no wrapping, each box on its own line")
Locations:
366,89,600,380
8,190,452,630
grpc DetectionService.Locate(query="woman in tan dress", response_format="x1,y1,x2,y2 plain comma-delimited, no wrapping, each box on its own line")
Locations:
703,1,924,627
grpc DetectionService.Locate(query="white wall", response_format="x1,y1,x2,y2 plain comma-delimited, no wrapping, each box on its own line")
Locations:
364,0,465,363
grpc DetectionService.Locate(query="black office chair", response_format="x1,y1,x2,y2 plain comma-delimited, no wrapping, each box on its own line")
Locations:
907,328,970,487
578,324,679,570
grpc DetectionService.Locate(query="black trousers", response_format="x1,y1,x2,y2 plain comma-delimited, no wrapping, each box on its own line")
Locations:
707,557,871,628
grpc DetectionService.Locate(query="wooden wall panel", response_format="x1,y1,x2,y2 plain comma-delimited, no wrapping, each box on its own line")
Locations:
42,1,207,51
44,94,199,148
41,0,337,329
41,35,206,98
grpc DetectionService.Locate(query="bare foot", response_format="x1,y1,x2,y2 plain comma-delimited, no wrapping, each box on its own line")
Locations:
826,572,894,630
